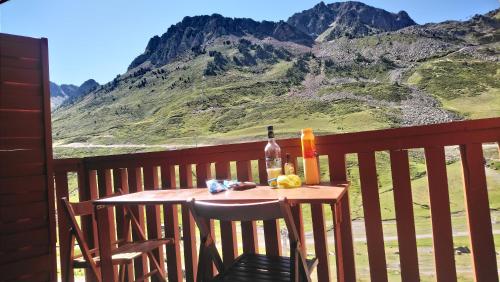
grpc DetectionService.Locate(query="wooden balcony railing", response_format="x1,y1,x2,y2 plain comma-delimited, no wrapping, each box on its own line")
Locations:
53,117,500,282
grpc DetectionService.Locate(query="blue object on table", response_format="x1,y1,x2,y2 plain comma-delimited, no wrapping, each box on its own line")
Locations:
206,179,236,193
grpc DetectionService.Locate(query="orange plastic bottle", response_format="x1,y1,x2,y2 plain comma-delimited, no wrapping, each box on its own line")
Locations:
301,128,320,185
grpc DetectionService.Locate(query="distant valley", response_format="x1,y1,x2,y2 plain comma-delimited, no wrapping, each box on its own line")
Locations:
51,1,500,157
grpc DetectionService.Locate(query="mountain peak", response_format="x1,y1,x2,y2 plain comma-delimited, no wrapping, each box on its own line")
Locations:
313,1,328,10
79,79,100,95
50,79,100,110
287,1,416,40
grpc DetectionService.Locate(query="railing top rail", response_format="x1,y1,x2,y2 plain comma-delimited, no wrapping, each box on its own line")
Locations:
317,117,500,145
53,117,500,170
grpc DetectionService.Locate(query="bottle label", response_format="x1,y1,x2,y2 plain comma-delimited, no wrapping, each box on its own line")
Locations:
302,136,318,158
266,157,282,168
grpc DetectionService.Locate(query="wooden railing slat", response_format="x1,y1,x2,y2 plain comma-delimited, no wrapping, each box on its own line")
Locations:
97,169,118,277
358,151,388,282
143,165,165,281
179,164,197,282
215,161,239,267
113,168,126,236
97,169,117,242
460,143,498,282
236,160,258,254
95,205,115,282
127,167,148,279
329,152,356,282
389,150,420,281
258,159,268,186
87,170,99,250
160,163,182,282
424,146,457,281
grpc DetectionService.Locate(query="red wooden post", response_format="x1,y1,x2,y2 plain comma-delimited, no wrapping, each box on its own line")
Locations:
236,160,259,254
54,171,74,282
96,205,116,282
180,164,198,282
215,161,239,266
390,150,420,281
358,151,388,282
97,169,113,197
97,166,113,250
127,167,148,279
160,164,183,282
424,146,457,281
311,204,330,282
113,169,126,236
460,143,498,282
329,152,356,282
97,169,117,251
143,165,165,282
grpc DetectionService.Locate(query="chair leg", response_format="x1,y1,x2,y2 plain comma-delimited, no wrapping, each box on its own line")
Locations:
118,264,125,282
146,251,167,281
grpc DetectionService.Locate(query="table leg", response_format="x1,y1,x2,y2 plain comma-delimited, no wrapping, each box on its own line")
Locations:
332,193,356,282
96,205,116,282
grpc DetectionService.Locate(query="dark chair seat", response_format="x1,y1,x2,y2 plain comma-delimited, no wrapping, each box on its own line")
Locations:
212,253,318,282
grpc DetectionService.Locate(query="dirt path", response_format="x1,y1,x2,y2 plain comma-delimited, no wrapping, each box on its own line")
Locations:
53,142,174,149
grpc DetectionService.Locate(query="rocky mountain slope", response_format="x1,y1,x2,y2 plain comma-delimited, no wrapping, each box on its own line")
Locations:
50,79,99,109
52,2,499,153
128,14,313,70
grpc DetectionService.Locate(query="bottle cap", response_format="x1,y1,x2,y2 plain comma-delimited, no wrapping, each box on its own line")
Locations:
267,126,274,138
301,128,313,134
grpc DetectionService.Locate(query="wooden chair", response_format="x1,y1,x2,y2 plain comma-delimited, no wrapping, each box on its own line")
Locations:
60,193,173,282
188,198,318,282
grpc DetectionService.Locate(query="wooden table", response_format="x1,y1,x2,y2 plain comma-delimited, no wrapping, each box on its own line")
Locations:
94,183,349,282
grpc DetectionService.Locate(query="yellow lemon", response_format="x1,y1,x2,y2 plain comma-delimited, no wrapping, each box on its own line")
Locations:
277,175,293,189
277,174,302,188
288,174,302,187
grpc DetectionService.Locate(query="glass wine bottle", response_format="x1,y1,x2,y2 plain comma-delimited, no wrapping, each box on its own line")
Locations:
265,126,282,187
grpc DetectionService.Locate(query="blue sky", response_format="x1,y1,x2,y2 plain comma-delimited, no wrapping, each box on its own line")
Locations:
1,0,498,85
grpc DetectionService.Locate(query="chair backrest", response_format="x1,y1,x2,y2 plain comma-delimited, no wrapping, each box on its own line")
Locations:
61,191,123,244
190,199,284,222
66,199,94,217
59,191,123,282
60,197,102,282
188,197,308,281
